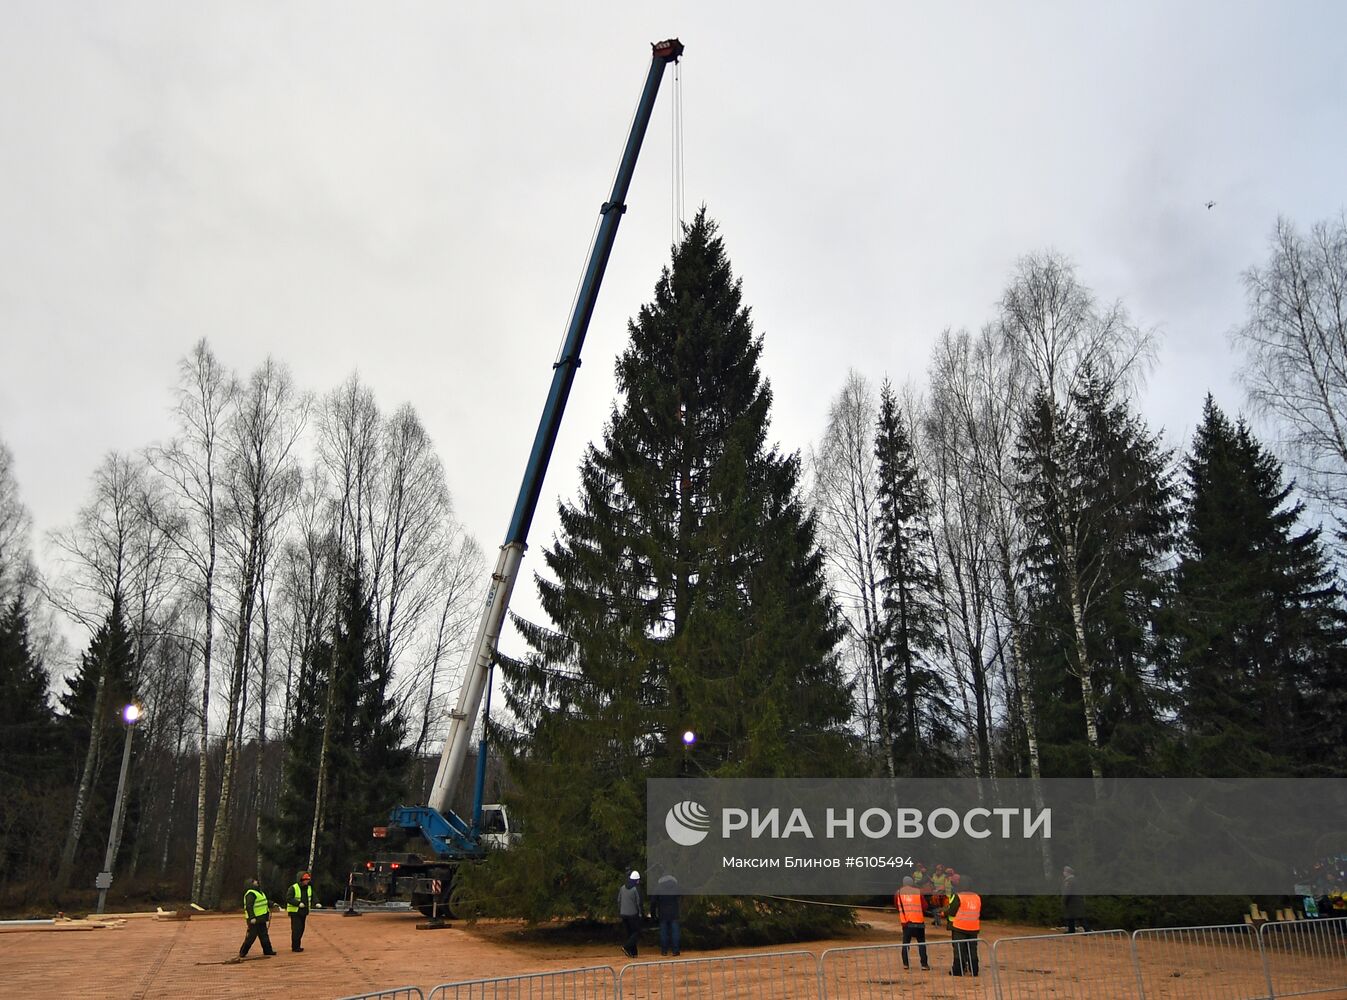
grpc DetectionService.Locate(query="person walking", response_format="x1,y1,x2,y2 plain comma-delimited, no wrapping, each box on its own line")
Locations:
287,870,314,952
1062,866,1089,933
894,876,930,971
239,877,277,959
617,869,644,957
651,871,682,956
945,874,981,977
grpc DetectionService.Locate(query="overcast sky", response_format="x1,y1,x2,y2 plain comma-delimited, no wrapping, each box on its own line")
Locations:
2,2,1345,661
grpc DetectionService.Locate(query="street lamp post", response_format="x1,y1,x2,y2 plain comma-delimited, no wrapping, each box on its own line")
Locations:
95,703,141,915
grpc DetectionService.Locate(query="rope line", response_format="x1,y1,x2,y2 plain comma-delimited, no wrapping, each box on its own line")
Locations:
752,893,896,912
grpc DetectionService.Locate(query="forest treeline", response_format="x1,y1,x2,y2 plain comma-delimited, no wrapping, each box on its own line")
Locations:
0,350,485,908
1,209,1344,925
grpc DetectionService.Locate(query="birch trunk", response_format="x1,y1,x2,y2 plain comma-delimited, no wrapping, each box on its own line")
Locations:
1064,540,1104,797
56,667,108,889
192,555,215,902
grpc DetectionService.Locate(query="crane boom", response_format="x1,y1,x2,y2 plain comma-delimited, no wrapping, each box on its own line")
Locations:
427,38,684,817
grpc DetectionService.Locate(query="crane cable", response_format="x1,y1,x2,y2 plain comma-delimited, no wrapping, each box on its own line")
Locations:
671,58,685,245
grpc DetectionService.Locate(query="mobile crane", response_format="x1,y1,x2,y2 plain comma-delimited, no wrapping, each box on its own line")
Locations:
347,38,684,918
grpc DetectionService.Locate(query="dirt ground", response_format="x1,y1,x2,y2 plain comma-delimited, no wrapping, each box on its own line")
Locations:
3,908,1345,999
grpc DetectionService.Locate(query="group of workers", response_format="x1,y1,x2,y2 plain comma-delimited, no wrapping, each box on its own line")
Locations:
895,864,1088,975
617,869,683,958
236,871,315,960
895,872,982,976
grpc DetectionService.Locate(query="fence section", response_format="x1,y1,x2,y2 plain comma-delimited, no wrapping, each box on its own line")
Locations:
426,967,617,1000
990,929,1140,1000
819,940,994,997
619,949,819,1000
1260,916,1347,998
346,917,1347,1000
1131,924,1271,1000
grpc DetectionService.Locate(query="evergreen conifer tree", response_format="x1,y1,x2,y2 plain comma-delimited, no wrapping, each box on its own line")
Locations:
1016,372,1177,777
56,598,138,882
468,211,853,939
1166,396,1347,774
872,380,955,774
266,633,329,880
267,561,409,901
0,596,59,879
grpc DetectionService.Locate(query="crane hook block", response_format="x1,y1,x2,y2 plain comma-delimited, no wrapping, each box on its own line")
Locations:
652,38,684,61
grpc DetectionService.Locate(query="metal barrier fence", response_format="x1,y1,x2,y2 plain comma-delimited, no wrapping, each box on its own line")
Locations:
348,916,1347,1000
619,949,819,999
427,967,618,1000
819,940,994,997
990,929,1141,999
1131,924,1271,1000
1260,916,1347,998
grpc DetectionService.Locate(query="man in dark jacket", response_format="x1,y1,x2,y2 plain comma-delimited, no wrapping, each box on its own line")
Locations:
1062,866,1089,933
651,872,682,956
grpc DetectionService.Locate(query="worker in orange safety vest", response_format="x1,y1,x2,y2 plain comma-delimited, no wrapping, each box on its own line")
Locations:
945,874,982,978
894,876,930,971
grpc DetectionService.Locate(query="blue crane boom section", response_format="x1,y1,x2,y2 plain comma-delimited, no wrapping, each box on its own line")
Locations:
387,38,684,864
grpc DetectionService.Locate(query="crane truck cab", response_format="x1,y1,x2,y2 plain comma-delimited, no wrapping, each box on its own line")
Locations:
479,803,518,852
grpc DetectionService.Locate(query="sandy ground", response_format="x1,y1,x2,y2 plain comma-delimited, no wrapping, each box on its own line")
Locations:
3,908,1345,999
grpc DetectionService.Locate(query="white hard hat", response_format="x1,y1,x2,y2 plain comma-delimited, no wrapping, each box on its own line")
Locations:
630,870,641,880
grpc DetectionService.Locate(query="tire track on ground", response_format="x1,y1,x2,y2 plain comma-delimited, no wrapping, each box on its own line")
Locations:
312,915,378,992
131,921,187,999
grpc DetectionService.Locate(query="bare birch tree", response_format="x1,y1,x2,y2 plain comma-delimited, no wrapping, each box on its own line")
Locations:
810,371,887,766
0,441,35,605
920,360,998,781
47,453,163,887
147,339,237,902
201,358,306,907
275,467,338,741
997,252,1151,794
368,405,456,687
1235,214,1347,520
401,527,484,760
308,375,379,870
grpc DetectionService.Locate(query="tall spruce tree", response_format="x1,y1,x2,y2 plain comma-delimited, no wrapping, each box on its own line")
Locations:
1166,396,1347,774
266,632,329,884
56,598,138,885
0,596,60,880
267,561,409,902
872,380,955,775
1016,371,1177,778
467,211,853,938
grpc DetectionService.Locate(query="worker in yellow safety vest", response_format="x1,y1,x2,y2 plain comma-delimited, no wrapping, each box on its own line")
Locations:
945,874,981,977
239,877,277,959
894,876,930,971
287,870,314,952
